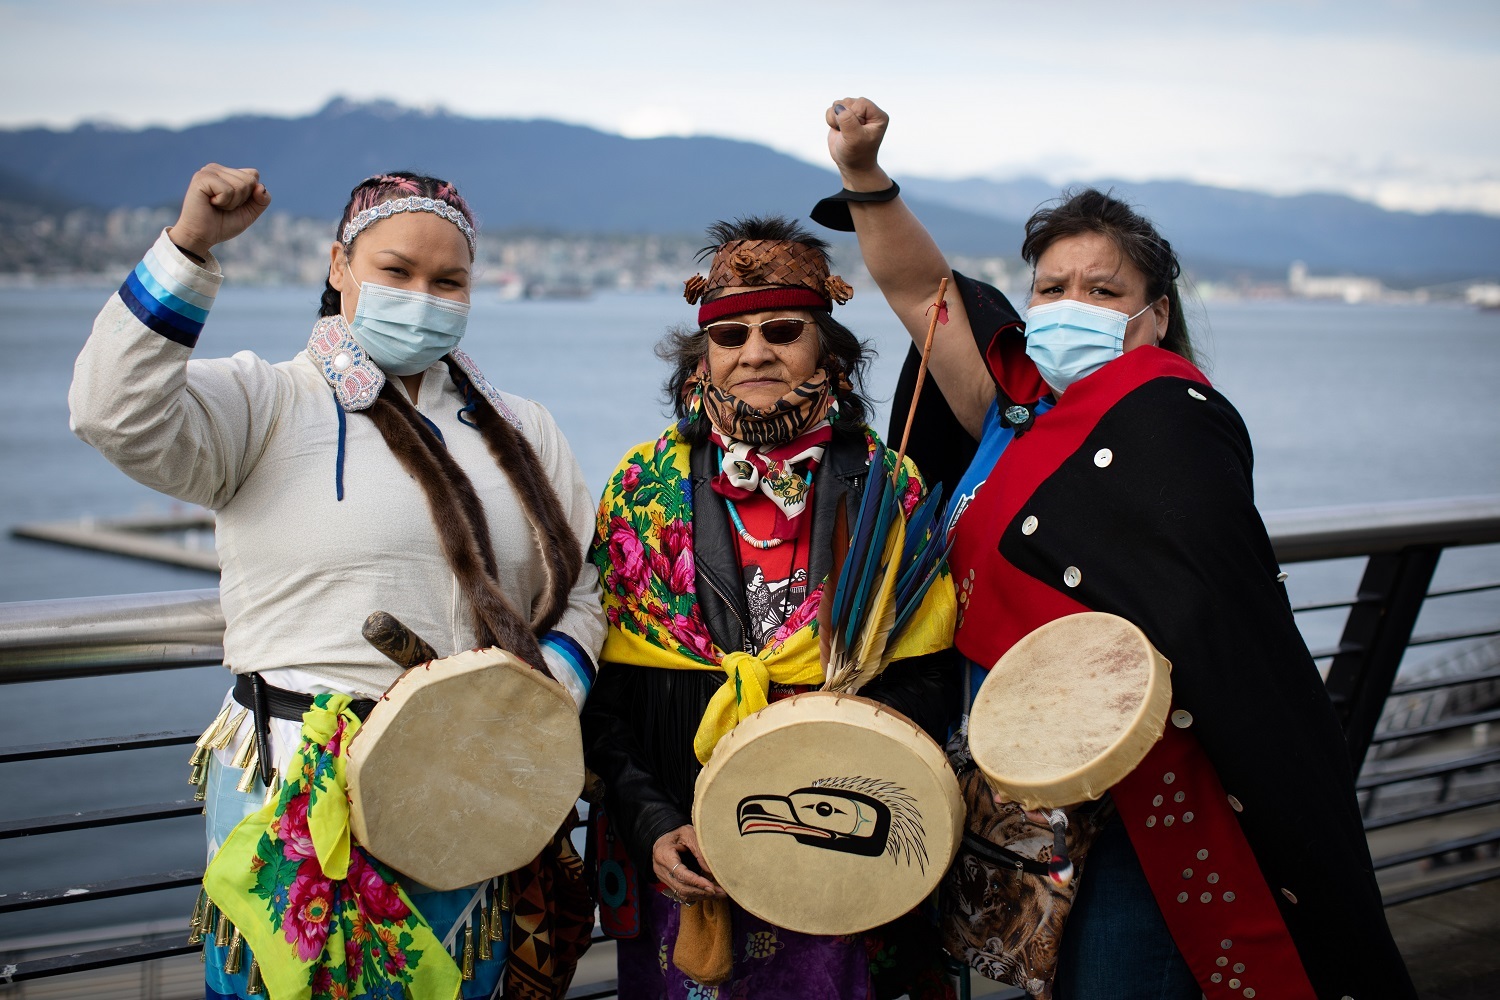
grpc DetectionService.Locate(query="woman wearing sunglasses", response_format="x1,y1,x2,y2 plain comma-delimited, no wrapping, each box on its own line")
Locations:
580,216,958,998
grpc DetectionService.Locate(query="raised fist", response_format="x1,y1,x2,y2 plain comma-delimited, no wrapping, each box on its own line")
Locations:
825,98,890,182
169,164,271,259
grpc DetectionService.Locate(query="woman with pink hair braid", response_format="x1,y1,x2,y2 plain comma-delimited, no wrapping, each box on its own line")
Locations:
70,166,605,999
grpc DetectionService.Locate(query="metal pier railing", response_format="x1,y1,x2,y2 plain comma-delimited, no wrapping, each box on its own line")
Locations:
3,495,1499,997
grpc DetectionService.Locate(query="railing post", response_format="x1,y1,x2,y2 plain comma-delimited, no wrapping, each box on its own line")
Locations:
1325,546,1443,772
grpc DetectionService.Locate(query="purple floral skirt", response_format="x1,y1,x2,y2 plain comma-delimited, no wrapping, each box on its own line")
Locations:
617,889,874,1000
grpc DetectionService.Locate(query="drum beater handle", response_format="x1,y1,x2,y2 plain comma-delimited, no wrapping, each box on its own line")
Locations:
362,610,440,669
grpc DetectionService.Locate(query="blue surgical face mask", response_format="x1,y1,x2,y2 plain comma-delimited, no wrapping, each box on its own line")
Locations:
344,268,470,376
1023,299,1154,394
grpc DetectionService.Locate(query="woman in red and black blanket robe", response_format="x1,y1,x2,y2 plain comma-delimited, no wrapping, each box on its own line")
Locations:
809,95,1415,1000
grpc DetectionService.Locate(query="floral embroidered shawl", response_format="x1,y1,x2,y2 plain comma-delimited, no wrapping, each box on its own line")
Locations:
204,693,461,1000
593,422,955,764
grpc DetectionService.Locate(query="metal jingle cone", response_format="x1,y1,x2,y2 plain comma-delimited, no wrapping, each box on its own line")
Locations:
461,923,475,981
262,769,280,806
188,758,207,788
477,909,493,962
246,960,265,995
223,926,244,974
235,747,261,794
488,891,504,942
498,874,511,911
214,909,233,948
231,727,257,769
211,708,248,751
195,704,233,750
187,888,208,944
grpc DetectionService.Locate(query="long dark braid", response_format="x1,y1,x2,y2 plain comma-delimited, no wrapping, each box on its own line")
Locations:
443,358,583,628
363,384,545,671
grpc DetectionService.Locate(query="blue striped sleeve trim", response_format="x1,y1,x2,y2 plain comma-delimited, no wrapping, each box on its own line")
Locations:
542,630,597,688
140,245,217,310
119,271,201,348
132,259,210,322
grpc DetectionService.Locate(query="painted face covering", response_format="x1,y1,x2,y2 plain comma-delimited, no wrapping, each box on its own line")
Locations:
344,268,470,376
1024,299,1155,393
687,366,844,447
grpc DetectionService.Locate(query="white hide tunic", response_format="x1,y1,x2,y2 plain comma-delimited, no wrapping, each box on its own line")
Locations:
69,231,604,708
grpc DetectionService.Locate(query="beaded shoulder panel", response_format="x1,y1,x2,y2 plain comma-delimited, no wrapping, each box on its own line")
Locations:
307,316,385,412
450,348,524,432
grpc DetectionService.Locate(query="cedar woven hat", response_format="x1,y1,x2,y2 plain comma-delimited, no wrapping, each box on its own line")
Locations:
685,238,853,326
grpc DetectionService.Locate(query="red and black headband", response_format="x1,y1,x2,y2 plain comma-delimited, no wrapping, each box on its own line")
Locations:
684,238,852,325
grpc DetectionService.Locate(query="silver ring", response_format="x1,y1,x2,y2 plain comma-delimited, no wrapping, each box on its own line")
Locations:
669,862,683,877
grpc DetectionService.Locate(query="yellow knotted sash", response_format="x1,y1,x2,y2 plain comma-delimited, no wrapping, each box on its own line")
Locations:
594,425,955,765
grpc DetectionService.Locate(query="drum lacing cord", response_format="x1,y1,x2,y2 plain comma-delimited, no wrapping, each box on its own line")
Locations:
1045,809,1074,887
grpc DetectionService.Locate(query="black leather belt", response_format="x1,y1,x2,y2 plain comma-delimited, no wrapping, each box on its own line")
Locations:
232,672,379,722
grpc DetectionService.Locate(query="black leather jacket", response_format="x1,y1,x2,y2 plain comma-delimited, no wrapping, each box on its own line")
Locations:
580,427,960,876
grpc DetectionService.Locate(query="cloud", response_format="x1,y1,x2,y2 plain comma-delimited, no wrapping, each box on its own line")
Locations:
617,106,696,139
2,0,1497,214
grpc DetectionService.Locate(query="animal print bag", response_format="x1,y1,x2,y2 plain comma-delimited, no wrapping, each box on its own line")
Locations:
938,730,1111,999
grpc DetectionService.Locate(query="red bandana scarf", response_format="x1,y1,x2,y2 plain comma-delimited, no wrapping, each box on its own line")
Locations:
708,424,832,540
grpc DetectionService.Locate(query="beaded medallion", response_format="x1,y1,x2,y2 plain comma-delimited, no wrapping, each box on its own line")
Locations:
307,316,384,412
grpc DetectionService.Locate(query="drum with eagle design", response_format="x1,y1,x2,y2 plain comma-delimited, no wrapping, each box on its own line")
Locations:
693,691,963,935
345,647,584,891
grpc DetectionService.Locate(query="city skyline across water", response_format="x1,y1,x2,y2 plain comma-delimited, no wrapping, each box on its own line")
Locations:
4,284,1498,605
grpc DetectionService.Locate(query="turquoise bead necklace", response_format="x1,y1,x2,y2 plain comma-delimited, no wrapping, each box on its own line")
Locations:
719,450,814,550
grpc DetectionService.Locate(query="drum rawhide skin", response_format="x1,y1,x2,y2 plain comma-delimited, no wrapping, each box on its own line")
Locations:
693,691,963,936
345,647,584,891
969,612,1171,810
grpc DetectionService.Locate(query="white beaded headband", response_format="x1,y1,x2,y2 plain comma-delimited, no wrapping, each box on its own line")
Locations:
340,196,478,256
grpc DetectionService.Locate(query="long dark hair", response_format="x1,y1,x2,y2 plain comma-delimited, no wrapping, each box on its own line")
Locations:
1020,188,1194,363
318,171,476,319
658,216,874,443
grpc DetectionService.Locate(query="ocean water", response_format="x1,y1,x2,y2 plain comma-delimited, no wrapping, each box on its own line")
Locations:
1,283,1499,942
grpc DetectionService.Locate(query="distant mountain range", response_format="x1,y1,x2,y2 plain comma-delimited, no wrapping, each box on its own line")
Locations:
3,99,1497,283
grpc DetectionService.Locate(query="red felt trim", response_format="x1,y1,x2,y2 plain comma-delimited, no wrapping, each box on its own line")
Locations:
698,287,831,325
1114,724,1317,999
949,346,1208,667
983,322,1050,405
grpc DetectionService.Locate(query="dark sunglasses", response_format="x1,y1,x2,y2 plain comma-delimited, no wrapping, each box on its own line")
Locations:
701,317,810,349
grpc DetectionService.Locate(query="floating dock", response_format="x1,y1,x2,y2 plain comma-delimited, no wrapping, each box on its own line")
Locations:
11,512,219,572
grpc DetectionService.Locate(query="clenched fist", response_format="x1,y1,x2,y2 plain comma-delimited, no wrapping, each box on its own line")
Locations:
825,98,892,190
169,164,272,259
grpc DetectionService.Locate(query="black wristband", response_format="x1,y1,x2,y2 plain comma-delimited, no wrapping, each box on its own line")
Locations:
170,240,207,265
809,180,900,232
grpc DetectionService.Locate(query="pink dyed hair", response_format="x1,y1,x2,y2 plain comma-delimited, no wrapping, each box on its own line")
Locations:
339,172,476,235
319,171,479,318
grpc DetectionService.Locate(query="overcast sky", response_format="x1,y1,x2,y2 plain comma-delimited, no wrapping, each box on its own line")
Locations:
4,0,1497,214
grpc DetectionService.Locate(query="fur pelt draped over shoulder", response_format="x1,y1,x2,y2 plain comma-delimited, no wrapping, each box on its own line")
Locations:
361,361,581,673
